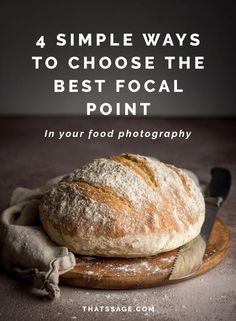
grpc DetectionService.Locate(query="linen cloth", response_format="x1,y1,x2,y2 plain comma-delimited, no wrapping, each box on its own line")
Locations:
0,175,76,299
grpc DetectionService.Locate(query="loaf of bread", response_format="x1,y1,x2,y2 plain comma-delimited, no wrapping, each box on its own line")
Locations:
39,154,205,257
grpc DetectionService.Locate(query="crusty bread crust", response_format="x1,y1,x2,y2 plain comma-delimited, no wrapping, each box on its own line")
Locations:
39,154,205,257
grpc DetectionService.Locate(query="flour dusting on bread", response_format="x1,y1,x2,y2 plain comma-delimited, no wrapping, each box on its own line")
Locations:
62,158,157,210
39,154,205,257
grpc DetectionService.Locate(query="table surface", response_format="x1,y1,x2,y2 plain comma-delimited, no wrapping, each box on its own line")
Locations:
0,116,235,321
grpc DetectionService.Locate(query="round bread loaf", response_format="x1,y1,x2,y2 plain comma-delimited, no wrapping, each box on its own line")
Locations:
39,154,205,257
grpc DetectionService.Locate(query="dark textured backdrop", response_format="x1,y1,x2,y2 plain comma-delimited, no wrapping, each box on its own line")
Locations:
0,0,235,115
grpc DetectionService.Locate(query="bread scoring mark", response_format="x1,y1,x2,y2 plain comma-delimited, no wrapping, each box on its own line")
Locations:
74,181,136,238
78,181,133,211
109,154,158,190
170,190,195,227
165,164,191,195
62,158,157,211
123,154,158,189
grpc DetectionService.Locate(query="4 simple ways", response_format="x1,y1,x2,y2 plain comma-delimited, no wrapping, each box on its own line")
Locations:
44,129,192,140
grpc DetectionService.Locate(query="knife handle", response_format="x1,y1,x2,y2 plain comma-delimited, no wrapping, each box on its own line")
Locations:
208,167,231,202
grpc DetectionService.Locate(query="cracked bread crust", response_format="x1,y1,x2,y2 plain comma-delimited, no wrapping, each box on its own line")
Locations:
39,154,205,257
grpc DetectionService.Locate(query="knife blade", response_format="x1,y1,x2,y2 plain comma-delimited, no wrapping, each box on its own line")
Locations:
169,167,231,280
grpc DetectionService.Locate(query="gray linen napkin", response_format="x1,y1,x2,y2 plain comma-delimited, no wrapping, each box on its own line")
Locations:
0,175,76,299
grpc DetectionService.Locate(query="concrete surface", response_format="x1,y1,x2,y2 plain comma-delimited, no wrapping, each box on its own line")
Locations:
0,116,235,321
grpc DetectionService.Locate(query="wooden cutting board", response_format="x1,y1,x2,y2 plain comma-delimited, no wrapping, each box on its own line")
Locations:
60,217,231,289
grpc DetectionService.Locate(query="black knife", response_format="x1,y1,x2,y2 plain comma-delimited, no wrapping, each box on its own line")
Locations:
169,167,231,280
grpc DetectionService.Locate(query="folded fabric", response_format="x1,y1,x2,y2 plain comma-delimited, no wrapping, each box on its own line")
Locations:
0,175,76,299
